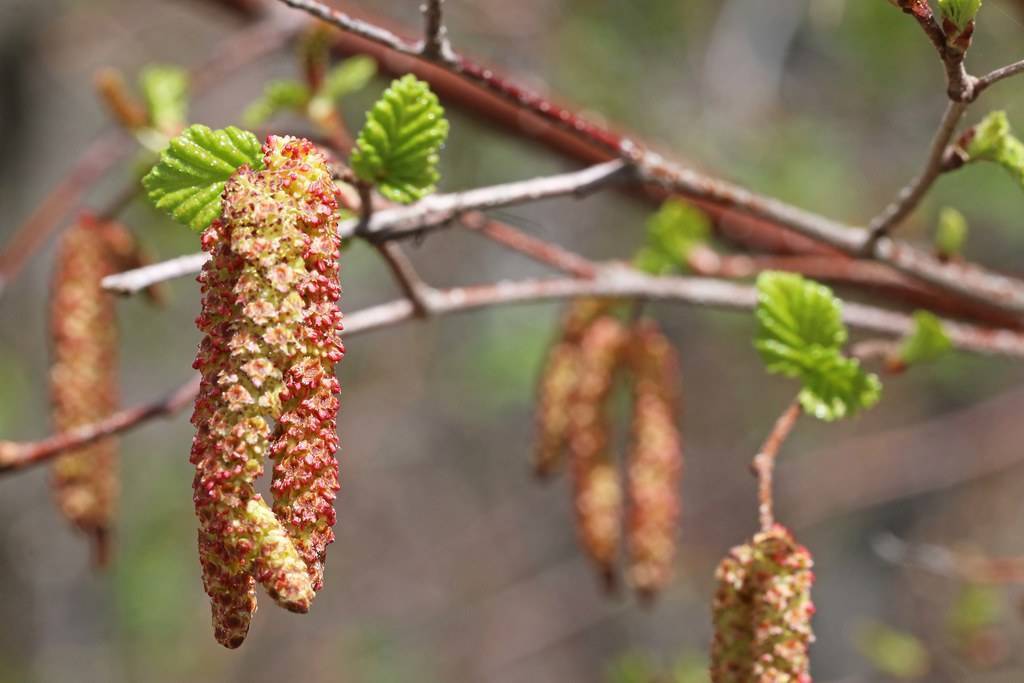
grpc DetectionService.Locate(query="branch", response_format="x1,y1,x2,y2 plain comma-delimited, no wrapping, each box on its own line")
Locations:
866,100,968,241
460,212,598,278
895,0,976,101
976,58,1024,96
751,399,802,532
11,265,1024,473
102,160,628,294
374,242,432,317
420,0,454,64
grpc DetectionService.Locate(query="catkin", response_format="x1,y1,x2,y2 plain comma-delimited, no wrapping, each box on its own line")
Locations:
711,525,815,683
567,315,627,588
190,135,342,648
49,216,136,565
533,298,614,477
625,320,682,600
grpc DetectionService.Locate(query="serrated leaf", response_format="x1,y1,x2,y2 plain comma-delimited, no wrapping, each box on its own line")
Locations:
935,207,967,258
350,74,449,204
139,65,189,134
755,271,880,421
242,80,311,127
900,311,952,365
322,56,377,101
142,124,264,231
937,0,982,30
633,199,710,275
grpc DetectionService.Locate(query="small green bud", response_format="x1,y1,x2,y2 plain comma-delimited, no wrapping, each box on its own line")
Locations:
935,207,968,259
937,0,982,31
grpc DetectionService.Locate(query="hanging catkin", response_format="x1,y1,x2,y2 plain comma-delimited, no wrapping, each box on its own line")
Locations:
711,525,815,683
190,135,342,648
625,320,682,600
567,315,627,589
49,216,139,565
533,298,613,478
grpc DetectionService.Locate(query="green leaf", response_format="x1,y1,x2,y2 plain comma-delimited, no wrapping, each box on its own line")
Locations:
755,271,881,421
350,74,449,204
948,584,1002,637
321,56,377,101
937,0,983,30
899,311,952,365
633,199,710,275
934,207,967,258
966,111,1024,188
242,80,311,127
139,65,189,134
142,124,264,231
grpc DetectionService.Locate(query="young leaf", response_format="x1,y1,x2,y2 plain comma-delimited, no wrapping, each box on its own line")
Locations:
321,56,377,101
142,124,264,231
900,311,952,365
633,199,710,275
966,111,1024,188
755,272,881,421
935,207,967,259
139,65,189,134
242,80,311,127
937,0,983,30
350,74,449,204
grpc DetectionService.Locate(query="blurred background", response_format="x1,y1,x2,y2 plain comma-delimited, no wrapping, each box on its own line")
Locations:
3,0,1024,681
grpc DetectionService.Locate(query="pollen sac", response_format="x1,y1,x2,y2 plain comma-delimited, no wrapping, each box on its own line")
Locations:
567,315,627,589
533,298,617,478
190,135,342,647
49,216,141,566
711,526,816,683
625,320,682,601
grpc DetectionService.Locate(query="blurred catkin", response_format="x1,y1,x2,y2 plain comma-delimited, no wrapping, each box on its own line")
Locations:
533,298,615,477
567,315,627,589
711,525,815,683
190,136,342,648
49,216,136,566
625,320,682,600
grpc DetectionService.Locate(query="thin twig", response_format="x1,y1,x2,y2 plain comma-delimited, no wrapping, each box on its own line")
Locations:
894,0,976,101
10,266,1024,473
375,242,432,317
866,100,968,242
751,399,803,532
102,161,628,294
975,58,1024,96
874,532,1024,584
460,212,598,278
420,0,455,64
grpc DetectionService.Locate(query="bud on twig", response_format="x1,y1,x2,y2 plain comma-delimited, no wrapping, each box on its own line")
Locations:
625,320,682,601
711,526,815,682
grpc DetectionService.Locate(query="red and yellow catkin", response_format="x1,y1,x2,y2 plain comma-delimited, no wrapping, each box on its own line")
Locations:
711,525,816,683
533,298,613,478
190,135,342,648
49,216,135,566
567,315,627,589
625,320,682,600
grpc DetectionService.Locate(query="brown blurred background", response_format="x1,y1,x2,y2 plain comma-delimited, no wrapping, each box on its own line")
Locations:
4,1,1024,681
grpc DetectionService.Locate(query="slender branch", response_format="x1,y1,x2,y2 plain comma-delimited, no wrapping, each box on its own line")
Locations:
102,161,628,294
12,265,1024,473
866,100,968,241
460,212,598,278
420,0,454,64
374,242,432,317
894,0,976,101
102,252,211,295
874,532,1024,584
976,58,1024,96
751,399,803,532
0,375,201,473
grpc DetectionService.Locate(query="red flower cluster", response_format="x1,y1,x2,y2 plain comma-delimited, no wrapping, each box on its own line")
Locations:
711,525,815,682
49,215,147,566
190,136,343,648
